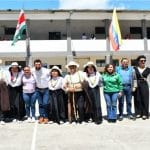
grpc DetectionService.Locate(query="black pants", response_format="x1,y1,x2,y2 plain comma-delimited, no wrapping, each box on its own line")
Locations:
134,80,149,118
88,86,102,123
68,91,85,123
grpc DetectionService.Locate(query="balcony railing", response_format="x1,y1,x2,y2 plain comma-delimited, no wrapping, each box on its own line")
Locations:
0,39,149,57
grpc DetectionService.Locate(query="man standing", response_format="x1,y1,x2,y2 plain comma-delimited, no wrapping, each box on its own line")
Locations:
63,61,85,124
32,59,50,124
116,58,137,121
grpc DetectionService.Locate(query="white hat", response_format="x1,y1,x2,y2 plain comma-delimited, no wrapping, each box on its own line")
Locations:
11,62,19,67
9,62,21,72
65,61,79,69
83,61,97,70
50,66,62,75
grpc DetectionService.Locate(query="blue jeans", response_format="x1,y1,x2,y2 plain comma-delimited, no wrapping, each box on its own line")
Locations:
118,85,132,116
104,92,118,120
23,92,37,117
36,88,49,118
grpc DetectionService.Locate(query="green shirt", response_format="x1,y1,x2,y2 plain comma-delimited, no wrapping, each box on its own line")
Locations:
102,72,123,93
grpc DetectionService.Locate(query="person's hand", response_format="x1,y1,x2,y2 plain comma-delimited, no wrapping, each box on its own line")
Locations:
118,92,122,98
68,87,75,92
132,87,136,92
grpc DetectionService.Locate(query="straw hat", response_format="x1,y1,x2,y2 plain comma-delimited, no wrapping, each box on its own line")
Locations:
9,62,21,71
50,66,62,76
83,61,97,71
65,61,79,69
11,62,19,67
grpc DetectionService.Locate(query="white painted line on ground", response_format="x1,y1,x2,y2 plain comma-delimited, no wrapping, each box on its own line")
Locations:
31,121,38,150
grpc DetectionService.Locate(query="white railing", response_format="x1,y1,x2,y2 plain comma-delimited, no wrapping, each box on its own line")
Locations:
0,39,149,56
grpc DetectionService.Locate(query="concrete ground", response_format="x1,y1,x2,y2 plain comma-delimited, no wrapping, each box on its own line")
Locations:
0,88,150,150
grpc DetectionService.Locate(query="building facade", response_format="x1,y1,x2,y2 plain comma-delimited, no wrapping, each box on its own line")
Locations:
0,9,150,71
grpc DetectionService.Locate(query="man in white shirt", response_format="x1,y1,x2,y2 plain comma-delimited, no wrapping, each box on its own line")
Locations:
32,59,50,124
63,61,85,123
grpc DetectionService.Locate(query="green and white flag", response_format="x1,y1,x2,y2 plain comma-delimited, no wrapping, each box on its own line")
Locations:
12,9,26,45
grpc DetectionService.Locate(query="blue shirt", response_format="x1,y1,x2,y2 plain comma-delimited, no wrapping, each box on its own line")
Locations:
116,66,133,85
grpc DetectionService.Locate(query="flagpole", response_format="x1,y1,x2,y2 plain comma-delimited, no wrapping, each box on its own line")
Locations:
26,19,32,66
105,19,112,64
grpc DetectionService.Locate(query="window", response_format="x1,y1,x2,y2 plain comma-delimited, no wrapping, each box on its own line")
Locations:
95,27,105,34
4,27,26,35
131,59,137,66
42,63,48,68
147,27,150,39
4,27,16,35
130,27,142,34
96,59,105,67
113,59,119,66
49,32,61,40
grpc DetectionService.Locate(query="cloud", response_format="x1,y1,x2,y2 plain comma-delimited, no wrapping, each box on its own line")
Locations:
58,0,111,9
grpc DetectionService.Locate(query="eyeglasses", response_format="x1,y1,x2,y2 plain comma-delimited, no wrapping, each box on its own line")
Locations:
139,59,146,62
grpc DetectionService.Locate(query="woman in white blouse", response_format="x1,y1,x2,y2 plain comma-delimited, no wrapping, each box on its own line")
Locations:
48,66,66,124
7,62,25,121
84,61,103,124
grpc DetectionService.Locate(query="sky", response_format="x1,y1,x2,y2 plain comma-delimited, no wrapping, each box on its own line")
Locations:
0,0,150,10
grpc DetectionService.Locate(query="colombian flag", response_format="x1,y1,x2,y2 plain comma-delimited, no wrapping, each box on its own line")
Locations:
109,8,122,51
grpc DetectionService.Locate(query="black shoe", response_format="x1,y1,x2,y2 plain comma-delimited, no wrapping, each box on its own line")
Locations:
128,115,136,120
136,114,141,118
118,115,123,121
111,119,117,123
108,119,112,123
95,120,102,125
142,116,147,120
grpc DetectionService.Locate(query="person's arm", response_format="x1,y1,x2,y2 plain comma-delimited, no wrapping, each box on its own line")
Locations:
132,67,137,92
117,73,123,97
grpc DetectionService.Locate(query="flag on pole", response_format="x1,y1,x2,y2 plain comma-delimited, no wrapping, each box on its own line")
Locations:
109,8,122,51
11,9,26,45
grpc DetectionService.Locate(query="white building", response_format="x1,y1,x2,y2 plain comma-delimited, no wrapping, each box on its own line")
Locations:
0,9,150,71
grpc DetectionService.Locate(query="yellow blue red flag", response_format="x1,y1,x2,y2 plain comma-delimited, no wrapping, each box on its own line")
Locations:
109,8,122,51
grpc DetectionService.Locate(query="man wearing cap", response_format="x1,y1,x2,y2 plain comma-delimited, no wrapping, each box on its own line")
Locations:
63,61,85,123
48,66,66,124
84,61,103,124
7,62,25,121
32,59,50,124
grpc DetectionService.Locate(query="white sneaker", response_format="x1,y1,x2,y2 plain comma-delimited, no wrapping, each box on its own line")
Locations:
12,119,17,123
26,117,32,123
31,117,36,123
48,121,54,124
0,121,5,125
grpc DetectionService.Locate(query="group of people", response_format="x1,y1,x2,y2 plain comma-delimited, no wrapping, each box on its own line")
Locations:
0,55,149,125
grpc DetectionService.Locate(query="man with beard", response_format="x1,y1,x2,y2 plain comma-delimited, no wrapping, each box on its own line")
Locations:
32,59,50,124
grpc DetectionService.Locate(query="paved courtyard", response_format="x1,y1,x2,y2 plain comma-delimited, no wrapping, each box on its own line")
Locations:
0,88,150,150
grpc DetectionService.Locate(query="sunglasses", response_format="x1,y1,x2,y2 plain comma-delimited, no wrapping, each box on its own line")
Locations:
139,59,146,62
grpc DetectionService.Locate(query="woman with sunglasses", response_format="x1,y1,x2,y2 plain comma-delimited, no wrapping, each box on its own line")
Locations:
133,55,150,120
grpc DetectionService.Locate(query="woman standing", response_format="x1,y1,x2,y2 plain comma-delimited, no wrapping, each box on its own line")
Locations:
22,66,37,123
102,64,123,123
134,55,150,119
8,62,25,121
84,61,103,124
48,66,66,124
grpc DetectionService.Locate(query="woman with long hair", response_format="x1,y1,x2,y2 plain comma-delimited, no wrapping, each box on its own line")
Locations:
102,64,123,123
